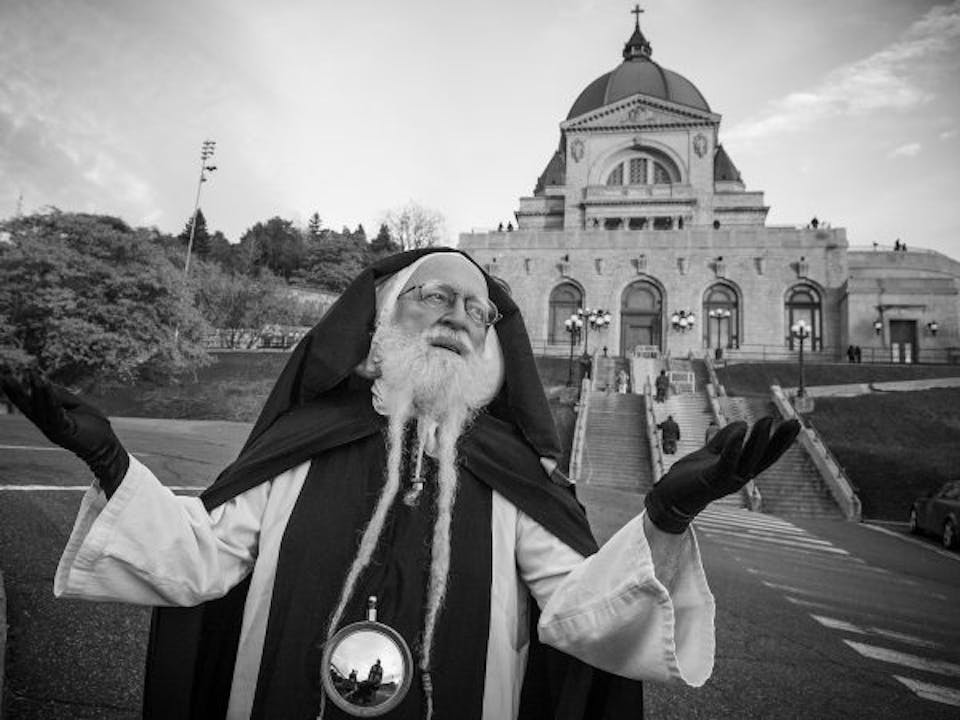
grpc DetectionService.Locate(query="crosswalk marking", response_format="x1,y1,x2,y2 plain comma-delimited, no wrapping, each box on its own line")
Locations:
697,526,850,554
715,537,851,561
811,615,940,650
701,509,959,710
893,676,960,707
763,581,817,596
1,444,158,457
845,641,960,679
697,519,834,542
784,595,838,612
0,444,66,451
696,511,809,534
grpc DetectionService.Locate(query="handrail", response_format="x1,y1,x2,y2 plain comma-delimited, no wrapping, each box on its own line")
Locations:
717,344,960,365
705,355,761,510
568,376,592,483
769,385,862,521
643,379,665,485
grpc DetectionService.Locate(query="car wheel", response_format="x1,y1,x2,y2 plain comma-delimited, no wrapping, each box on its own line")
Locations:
909,508,920,534
944,518,958,550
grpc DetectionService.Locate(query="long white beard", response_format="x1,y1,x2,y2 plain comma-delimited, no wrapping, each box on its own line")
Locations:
372,320,500,428
321,320,501,717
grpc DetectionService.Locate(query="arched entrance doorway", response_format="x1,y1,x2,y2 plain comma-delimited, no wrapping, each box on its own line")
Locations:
620,281,663,355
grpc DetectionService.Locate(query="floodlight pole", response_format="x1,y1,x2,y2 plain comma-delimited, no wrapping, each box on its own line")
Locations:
183,140,217,283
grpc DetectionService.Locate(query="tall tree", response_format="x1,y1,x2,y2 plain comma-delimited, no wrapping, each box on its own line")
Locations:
206,230,235,270
237,217,306,280
370,223,399,258
384,201,446,251
299,235,368,293
307,212,323,239
0,211,210,388
178,208,212,259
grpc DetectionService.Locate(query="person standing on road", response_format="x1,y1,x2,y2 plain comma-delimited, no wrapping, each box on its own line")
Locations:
1,248,799,720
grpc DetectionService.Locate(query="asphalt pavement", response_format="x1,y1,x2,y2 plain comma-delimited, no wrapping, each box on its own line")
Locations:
2,415,959,719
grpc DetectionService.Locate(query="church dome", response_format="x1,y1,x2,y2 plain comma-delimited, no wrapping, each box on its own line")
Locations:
566,17,710,119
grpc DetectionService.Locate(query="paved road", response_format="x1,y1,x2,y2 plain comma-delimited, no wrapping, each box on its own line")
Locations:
2,416,959,718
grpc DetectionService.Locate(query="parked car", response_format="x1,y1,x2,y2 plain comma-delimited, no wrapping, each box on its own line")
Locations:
909,480,960,550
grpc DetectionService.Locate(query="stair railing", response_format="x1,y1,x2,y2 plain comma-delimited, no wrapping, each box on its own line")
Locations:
705,355,762,511
568,375,592,484
643,379,665,485
770,385,862,521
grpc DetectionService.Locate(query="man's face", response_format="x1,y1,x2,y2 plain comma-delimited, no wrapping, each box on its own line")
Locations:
392,255,491,353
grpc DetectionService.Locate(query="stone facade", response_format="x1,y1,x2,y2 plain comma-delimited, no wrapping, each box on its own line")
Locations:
458,17,959,364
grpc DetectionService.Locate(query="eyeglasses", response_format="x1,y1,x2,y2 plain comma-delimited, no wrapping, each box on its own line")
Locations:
398,281,502,327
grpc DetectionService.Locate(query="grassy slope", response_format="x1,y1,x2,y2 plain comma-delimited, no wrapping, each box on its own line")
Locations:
718,361,960,397
92,352,288,422
806,389,960,520
89,351,582,471
717,363,960,520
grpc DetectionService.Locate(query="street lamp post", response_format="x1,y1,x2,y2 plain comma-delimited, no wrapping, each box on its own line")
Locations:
708,308,731,357
581,307,612,355
564,313,584,385
791,319,812,411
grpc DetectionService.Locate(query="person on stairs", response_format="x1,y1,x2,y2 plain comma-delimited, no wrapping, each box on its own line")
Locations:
658,414,681,455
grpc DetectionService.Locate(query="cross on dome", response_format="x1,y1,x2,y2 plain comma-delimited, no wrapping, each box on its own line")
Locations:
623,4,652,60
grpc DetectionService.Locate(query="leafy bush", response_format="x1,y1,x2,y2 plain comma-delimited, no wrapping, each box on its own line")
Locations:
0,210,211,388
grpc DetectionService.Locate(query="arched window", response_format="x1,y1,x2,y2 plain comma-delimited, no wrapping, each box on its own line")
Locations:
548,282,583,344
785,285,822,350
605,152,679,186
703,284,740,349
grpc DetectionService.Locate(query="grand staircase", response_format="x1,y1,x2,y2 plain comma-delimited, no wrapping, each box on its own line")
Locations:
652,361,743,509
573,353,846,520
721,395,844,518
577,389,653,493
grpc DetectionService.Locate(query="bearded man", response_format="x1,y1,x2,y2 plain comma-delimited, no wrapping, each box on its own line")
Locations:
1,249,799,719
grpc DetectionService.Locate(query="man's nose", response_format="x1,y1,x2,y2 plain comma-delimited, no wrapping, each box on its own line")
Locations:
438,296,473,328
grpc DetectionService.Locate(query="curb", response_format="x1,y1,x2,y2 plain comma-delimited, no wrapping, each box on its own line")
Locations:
0,569,6,720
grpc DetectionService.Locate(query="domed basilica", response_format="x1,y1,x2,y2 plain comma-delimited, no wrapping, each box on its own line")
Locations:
459,11,959,365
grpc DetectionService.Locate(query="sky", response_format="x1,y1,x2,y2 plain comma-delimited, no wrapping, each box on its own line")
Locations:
1,0,958,257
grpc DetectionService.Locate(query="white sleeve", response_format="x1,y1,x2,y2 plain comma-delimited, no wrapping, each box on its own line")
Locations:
517,509,716,686
54,454,269,607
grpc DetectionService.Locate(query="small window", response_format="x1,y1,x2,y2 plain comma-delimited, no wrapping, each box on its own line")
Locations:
629,158,648,184
604,218,623,230
652,217,673,230
628,217,646,230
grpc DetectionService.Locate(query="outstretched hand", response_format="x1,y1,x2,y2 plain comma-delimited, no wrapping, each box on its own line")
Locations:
0,371,129,495
645,417,801,534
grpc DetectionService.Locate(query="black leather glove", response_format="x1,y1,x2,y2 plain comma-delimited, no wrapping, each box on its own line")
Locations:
645,417,801,533
1,371,129,498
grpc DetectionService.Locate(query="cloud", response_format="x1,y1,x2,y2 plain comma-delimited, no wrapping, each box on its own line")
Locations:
941,128,958,140
726,1,960,144
888,142,922,158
